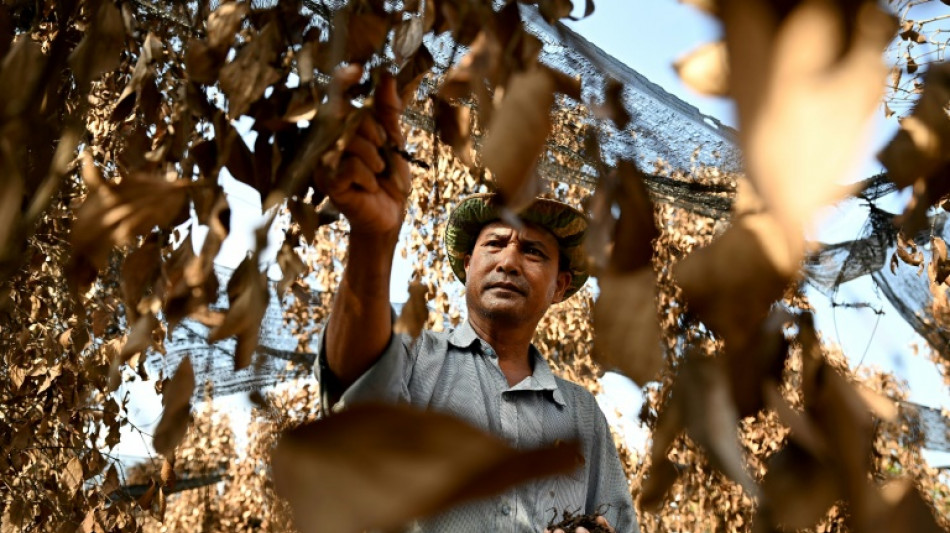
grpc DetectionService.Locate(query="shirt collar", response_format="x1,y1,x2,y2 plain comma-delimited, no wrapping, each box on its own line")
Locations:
448,320,566,407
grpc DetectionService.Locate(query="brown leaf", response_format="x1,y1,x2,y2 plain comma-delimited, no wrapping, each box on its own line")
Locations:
931,236,950,284
276,241,305,295
272,403,582,533
207,1,247,52
394,278,428,341
482,66,556,212
62,456,84,494
207,256,268,370
639,396,684,511
153,357,195,456
726,309,791,417
609,160,659,272
0,35,45,118
674,212,801,350
121,238,161,321
160,456,176,491
219,21,283,118
537,0,574,22
102,465,120,496
722,0,895,235
593,78,631,130
764,384,829,458
863,479,945,533
675,40,729,97
675,352,758,496
433,97,474,166
760,442,841,530
393,16,424,65
593,269,663,386
67,0,126,87
72,153,189,276
113,33,163,122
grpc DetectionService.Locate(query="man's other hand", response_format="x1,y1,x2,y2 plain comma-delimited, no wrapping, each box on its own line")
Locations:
319,65,411,235
544,515,616,533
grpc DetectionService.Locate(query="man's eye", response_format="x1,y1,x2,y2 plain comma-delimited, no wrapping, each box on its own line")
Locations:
526,247,545,257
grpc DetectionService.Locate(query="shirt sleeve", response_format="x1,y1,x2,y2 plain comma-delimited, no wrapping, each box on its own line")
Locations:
314,310,415,415
586,406,639,533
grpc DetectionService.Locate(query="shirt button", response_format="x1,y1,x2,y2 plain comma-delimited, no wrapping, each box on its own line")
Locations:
500,503,511,516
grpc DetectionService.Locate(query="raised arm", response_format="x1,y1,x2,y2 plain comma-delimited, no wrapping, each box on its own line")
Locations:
319,67,411,388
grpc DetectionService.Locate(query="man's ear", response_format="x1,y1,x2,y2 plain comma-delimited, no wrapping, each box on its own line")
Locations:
552,271,572,303
464,254,471,275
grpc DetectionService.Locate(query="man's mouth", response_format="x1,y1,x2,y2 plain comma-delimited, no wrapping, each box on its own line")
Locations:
486,281,526,295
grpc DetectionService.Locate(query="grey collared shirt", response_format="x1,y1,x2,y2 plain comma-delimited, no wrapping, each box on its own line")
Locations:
317,319,638,533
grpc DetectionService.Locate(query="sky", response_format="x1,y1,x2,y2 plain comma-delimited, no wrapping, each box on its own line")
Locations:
114,1,950,466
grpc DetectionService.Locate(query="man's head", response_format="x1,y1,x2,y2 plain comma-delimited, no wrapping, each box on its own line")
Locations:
444,194,589,324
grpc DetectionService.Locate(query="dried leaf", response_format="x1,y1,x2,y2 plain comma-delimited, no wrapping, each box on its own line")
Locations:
639,396,684,511
760,443,841,530
482,66,556,212
675,41,729,97
207,256,268,370
153,357,195,456
593,78,630,130
62,456,84,494
67,0,126,87
726,309,791,417
433,98,474,166
676,352,758,496
394,279,428,341
207,1,247,52
393,16,424,65
0,35,45,117
609,160,659,272
219,21,283,118
722,0,895,234
674,212,801,350
272,403,582,533
593,269,663,386
276,241,305,295
931,236,950,284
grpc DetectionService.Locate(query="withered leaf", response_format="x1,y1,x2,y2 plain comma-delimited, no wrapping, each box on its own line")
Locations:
593,78,630,130
0,35,45,118
121,238,161,320
207,1,247,52
760,442,841,530
674,40,728,97
433,97,474,166
394,278,428,341
393,16,425,65
207,256,268,370
677,353,758,497
67,0,126,87
593,268,663,386
537,0,574,22
119,312,159,363
219,21,283,118
639,395,684,511
153,357,195,456
62,456,84,494
272,403,581,533
482,66,556,212
72,154,189,276
276,241,305,296
610,160,659,272
674,212,801,350
722,0,894,234
726,309,790,417
931,236,950,284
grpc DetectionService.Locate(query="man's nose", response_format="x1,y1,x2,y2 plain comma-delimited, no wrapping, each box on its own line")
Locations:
494,243,523,274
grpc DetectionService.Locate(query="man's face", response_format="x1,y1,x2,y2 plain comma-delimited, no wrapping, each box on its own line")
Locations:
463,221,572,325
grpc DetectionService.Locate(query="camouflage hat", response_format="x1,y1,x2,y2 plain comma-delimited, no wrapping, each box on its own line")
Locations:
444,193,589,299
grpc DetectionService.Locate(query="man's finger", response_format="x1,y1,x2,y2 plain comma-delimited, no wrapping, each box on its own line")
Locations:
595,515,615,533
374,73,404,145
339,157,380,193
344,135,386,173
357,113,386,147
328,64,364,118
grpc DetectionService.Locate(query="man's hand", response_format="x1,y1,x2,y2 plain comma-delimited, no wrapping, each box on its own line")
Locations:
544,515,615,533
319,65,411,236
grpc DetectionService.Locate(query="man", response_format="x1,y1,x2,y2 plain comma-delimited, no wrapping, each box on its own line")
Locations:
316,67,637,533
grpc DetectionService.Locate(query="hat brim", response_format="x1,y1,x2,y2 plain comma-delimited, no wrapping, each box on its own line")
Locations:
444,194,589,299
